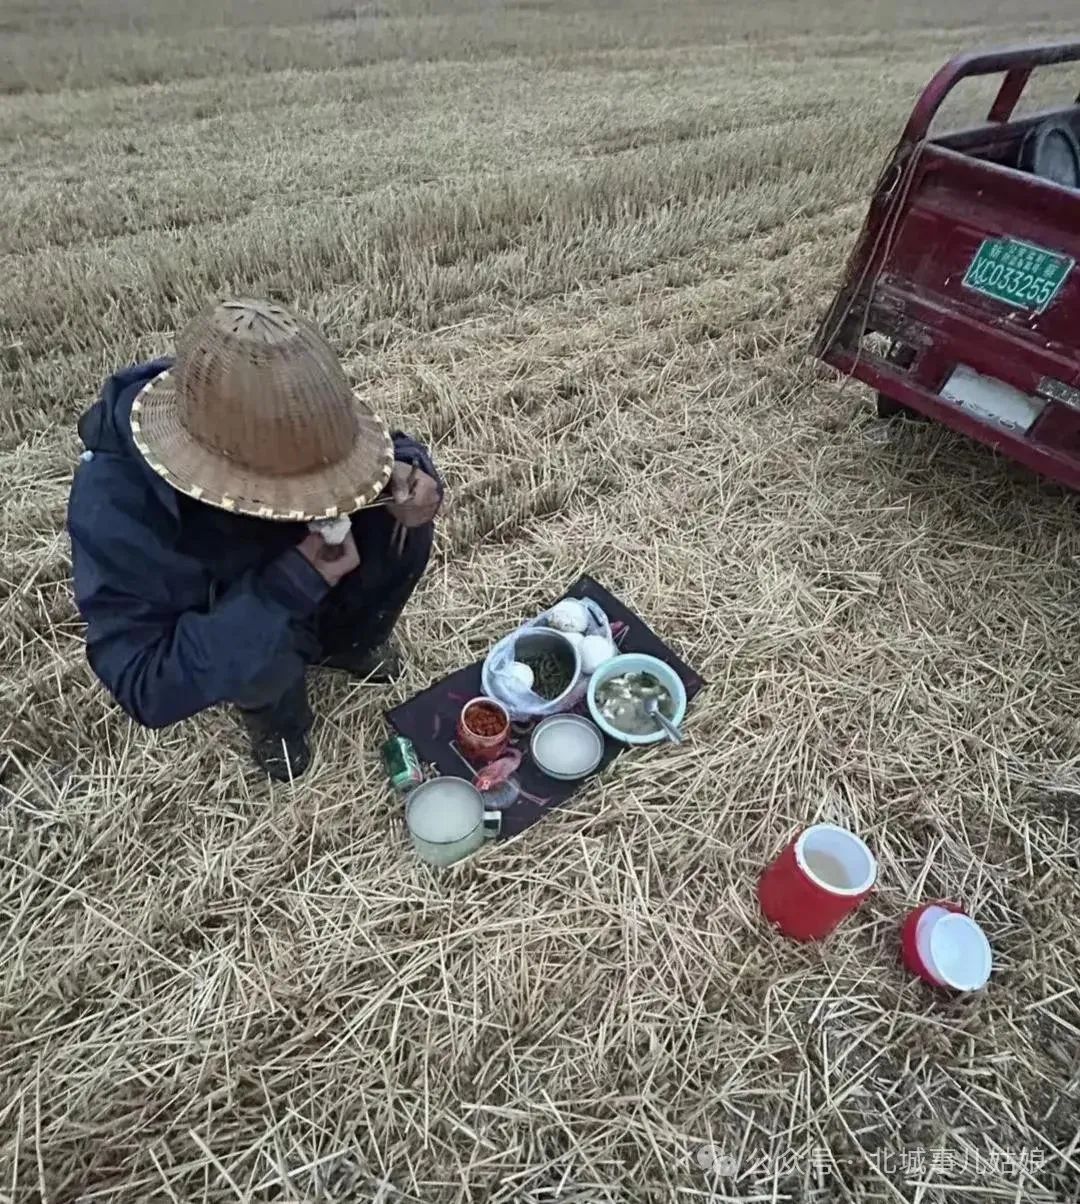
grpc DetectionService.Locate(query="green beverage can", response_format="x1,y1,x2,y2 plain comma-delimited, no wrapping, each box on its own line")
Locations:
381,735,424,793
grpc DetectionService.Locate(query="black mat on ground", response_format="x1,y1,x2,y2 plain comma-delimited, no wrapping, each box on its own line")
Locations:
386,575,705,838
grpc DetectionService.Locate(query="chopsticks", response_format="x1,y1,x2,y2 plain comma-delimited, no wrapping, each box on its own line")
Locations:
329,464,416,555
391,462,419,558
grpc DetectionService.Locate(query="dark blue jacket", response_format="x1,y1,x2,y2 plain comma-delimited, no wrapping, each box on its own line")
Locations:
68,360,439,729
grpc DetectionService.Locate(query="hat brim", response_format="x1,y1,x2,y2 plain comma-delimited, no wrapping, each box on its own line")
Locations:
129,370,396,521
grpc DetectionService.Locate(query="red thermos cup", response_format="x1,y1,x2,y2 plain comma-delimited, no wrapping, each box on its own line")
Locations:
901,901,991,992
758,824,877,941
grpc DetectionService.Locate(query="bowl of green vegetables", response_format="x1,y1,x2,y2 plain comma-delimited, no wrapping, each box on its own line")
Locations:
513,628,581,709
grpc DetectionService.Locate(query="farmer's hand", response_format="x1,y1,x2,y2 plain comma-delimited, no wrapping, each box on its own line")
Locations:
386,462,441,528
296,531,360,586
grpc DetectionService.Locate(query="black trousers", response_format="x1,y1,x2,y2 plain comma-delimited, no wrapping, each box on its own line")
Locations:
232,508,433,735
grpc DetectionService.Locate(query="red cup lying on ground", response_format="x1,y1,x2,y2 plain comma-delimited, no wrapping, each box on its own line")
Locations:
457,697,511,764
758,824,877,941
901,901,992,992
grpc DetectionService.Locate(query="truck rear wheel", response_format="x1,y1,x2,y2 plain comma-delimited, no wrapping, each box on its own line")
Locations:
877,393,928,422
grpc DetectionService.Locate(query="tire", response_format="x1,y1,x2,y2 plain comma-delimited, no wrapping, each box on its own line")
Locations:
877,393,928,422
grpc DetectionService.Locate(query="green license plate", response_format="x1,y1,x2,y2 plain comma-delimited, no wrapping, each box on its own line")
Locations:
963,237,1073,313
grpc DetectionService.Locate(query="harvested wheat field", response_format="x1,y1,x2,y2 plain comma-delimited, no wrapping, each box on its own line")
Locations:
5,0,1080,1201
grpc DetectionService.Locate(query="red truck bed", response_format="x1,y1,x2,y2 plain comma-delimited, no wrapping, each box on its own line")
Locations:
815,42,1080,489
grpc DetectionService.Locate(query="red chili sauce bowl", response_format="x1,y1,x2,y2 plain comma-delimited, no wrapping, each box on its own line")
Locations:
457,697,511,764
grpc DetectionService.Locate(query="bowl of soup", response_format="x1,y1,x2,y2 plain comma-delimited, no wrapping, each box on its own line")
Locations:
586,653,687,745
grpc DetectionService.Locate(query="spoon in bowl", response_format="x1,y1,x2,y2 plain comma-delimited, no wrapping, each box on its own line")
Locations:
643,697,683,744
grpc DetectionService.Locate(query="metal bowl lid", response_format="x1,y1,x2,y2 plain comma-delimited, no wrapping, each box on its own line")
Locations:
530,715,604,779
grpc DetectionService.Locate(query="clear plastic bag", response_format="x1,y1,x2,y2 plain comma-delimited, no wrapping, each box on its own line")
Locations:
482,598,611,720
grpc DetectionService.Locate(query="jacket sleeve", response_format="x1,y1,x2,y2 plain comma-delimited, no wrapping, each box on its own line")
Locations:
392,432,444,500
68,455,329,729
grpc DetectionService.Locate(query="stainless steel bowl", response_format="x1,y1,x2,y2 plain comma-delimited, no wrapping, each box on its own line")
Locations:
513,627,582,708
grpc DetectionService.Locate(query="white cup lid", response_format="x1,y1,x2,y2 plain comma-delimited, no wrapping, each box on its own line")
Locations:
928,914,992,991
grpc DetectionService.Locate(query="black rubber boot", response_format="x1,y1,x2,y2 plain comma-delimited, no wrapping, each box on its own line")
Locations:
237,675,313,782
319,637,404,684
244,725,311,782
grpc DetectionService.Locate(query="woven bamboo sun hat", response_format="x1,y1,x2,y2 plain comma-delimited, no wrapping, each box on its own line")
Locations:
130,299,395,521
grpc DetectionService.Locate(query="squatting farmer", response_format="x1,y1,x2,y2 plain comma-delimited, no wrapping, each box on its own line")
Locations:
67,299,442,780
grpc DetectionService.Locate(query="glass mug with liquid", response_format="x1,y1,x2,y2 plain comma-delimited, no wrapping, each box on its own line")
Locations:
405,777,501,867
